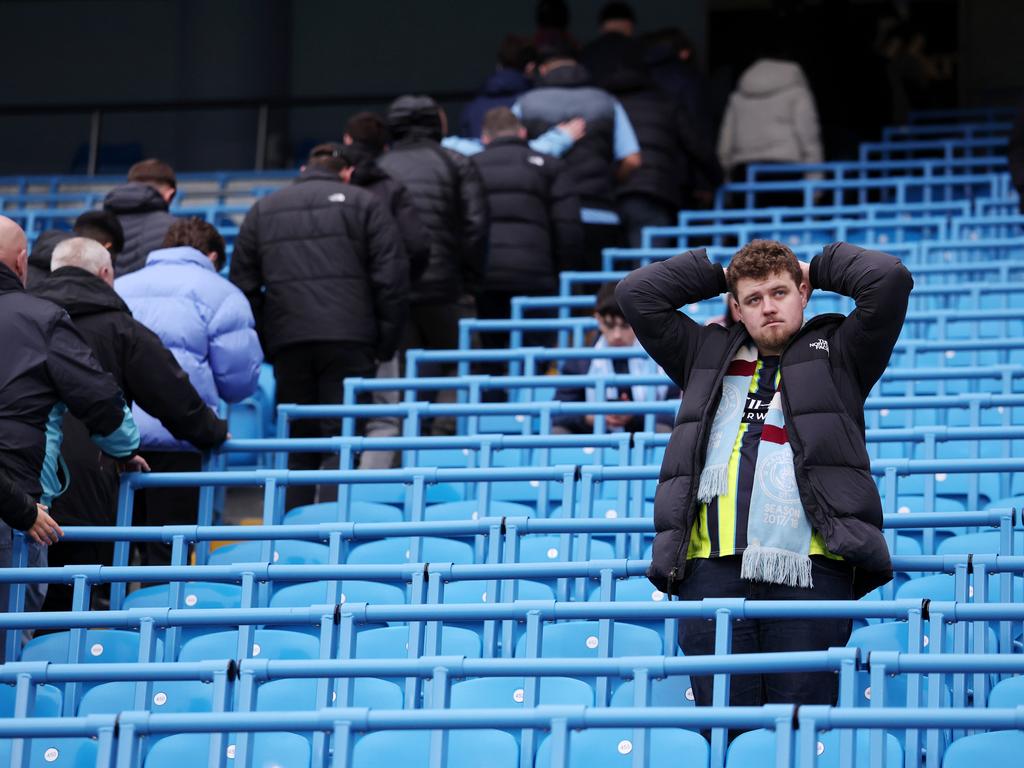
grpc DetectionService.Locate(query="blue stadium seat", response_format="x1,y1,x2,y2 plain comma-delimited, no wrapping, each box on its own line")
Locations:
207,540,330,565
988,676,1024,707
449,676,593,709
610,675,696,708
354,626,481,660
346,537,475,565
351,482,461,504
78,680,213,715
516,535,615,563
726,728,903,768
441,579,554,604
0,737,97,767
123,582,242,611
0,683,61,717
424,499,534,521
514,621,663,660
352,730,518,768
535,727,709,768
143,732,310,768
942,731,1024,766
178,629,319,662
269,580,405,635
256,676,402,711
21,629,156,665
282,500,403,525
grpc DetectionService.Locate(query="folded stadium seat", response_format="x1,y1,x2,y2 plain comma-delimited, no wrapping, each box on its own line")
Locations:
513,621,662,696
226,398,267,468
410,447,480,469
143,732,310,768
207,540,330,566
488,480,557,515
255,678,402,730
20,630,162,685
610,675,696,708
282,500,403,525
78,679,213,716
351,730,518,768
587,578,670,637
476,412,535,434
546,445,622,468
353,625,481,661
0,682,61,717
257,363,276,435
937,531,1024,556
178,629,320,663
0,737,98,767
346,537,475,565
549,499,655,520
988,676,1024,707
350,482,462,505
885,534,924,593
423,500,534,521
124,582,243,647
441,579,554,654
269,581,405,636
886,496,968,553
941,731,1024,766
896,573,1024,603
725,727,902,768
515,535,615,564
449,676,593,710
535,728,709,768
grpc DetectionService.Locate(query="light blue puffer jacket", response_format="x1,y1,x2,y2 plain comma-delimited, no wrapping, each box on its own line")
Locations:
115,246,263,450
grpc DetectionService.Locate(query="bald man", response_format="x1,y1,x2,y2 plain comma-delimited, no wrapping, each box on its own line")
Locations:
0,216,140,657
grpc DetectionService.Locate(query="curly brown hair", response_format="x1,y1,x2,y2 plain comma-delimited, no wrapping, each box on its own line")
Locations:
726,239,802,296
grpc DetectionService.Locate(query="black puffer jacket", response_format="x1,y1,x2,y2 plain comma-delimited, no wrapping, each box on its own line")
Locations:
0,469,35,529
0,263,136,527
350,153,430,283
616,243,913,599
32,267,227,525
606,69,722,208
516,63,620,209
471,136,583,292
230,167,407,361
103,183,177,277
378,95,489,303
26,230,72,288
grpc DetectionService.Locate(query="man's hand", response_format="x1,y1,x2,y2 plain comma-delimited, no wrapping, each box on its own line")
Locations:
556,117,587,142
27,505,62,546
120,454,150,473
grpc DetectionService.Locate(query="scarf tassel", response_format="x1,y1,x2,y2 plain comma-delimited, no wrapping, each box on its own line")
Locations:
697,463,729,503
741,546,814,588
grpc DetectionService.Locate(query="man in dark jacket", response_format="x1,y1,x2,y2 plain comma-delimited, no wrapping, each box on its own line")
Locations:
616,239,912,712
103,158,178,276
605,67,722,246
472,107,582,325
26,210,125,288
378,95,489,433
32,237,228,613
514,49,641,271
0,215,139,658
230,145,407,507
458,35,537,139
579,2,645,88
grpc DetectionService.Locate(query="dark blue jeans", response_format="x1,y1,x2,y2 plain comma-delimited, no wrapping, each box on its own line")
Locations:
676,555,853,709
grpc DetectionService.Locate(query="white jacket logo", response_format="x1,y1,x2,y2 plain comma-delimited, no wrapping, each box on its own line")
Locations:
809,339,829,355
328,193,346,203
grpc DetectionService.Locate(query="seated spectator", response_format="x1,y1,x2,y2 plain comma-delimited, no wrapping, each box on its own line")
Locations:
32,237,228,612
26,209,124,287
117,218,262,564
103,158,178,276
458,34,537,139
553,282,678,433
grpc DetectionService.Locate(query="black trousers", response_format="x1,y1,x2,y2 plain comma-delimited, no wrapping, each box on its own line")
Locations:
40,538,114,617
133,451,203,566
617,193,677,248
274,342,376,509
676,554,853,739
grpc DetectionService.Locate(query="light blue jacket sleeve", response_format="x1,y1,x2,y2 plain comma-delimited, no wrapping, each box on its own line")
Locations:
612,100,640,160
441,136,485,156
90,403,140,459
528,128,574,158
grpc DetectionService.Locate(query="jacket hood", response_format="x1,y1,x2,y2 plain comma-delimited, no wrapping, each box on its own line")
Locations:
387,95,444,142
351,157,390,187
144,245,216,272
537,62,592,89
102,182,170,215
28,230,73,272
736,58,808,97
482,69,532,97
31,266,130,318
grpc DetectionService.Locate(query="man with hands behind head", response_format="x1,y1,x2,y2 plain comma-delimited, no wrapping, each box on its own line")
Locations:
616,239,912,711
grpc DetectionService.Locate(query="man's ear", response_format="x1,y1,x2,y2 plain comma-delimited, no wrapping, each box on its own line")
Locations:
162,187,176,204
728,293,741,316
799,280,810,307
